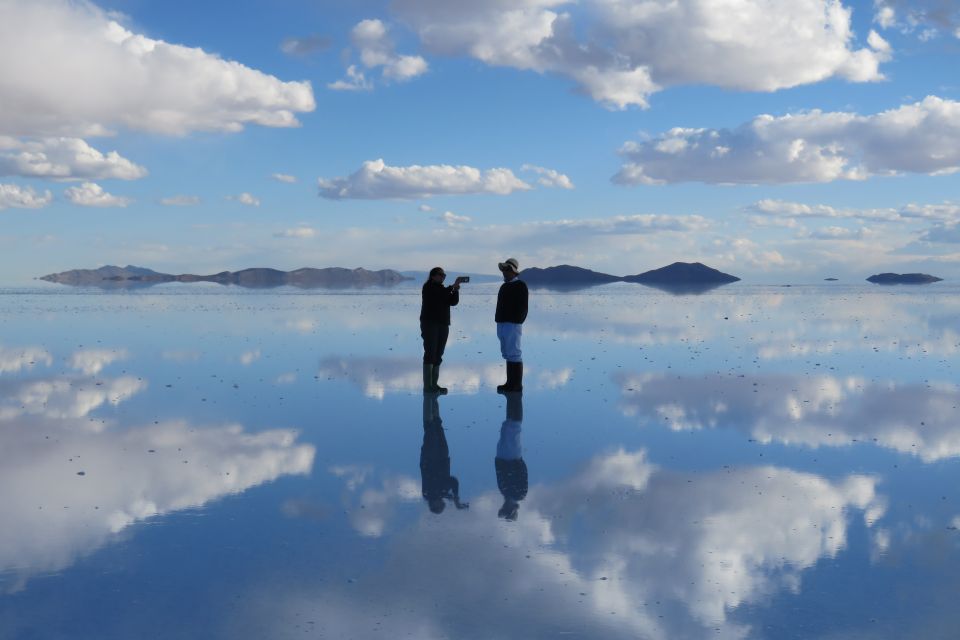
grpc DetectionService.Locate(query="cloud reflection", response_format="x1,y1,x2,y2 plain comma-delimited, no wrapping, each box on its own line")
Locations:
617,372,960,462
318,356,572,398
244,448,881,639
0,371,316,592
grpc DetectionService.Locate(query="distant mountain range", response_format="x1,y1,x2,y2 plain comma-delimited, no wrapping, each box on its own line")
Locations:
40,265,411,288
867,273,943,284
521,262,741,290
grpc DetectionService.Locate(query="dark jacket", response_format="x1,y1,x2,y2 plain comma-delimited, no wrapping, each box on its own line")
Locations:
421,418,459,502
420,281,459,325
495,279,528,324
495,458,528,502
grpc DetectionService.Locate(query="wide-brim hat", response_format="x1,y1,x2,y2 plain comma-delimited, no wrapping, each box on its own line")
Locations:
498,258,519,273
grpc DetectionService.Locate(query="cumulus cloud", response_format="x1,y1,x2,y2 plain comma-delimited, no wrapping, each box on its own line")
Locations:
271,173,297,183
318,159,531,199
874,1,960,39
617,371,960,462
331,19,428,90
63,182,131,207
240,349,261,365
0,0,315,137
68,348,128,375
274,226,317,238
436,211,471,226
392,0,890,109
327,65,372,91
159,194,200,206
318,356,572,398
0,371,314,591
920,223,960,243
615,96,960,184
279,34,331,56
240,448,881,640
0,137,146,181
229,192,260,207
521,164,574,189
0,184,52,210
0,346,52,373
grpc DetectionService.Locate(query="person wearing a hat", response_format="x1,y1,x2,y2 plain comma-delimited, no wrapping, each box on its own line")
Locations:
495,257,528,393
420,266,464,393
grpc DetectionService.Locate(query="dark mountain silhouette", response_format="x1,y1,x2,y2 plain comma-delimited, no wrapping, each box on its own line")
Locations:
521,265,621,289
867,273,942,285
623,262,740,285
41,266,411,288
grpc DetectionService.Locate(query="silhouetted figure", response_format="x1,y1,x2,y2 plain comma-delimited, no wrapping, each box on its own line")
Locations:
495,258,528,393
420,394,468,514
420,267,465,394
495,392,527,520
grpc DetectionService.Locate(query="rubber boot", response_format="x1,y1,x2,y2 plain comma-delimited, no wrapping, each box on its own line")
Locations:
496,361,510,393
508,361,523,393
431,364,448,394
423,363,435,393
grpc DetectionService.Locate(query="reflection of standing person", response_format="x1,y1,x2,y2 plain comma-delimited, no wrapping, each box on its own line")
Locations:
420,267,464,394
420,394,468,514
495,258,528,393
495,392,527,520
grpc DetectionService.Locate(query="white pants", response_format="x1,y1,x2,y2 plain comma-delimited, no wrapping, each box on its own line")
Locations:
497,322,522,362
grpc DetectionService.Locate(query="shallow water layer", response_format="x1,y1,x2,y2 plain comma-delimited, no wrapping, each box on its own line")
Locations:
1,282,959,639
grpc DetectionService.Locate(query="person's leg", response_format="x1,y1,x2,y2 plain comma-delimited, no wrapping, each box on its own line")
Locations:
422,323,439,392
432,325,449,393
496,323,510,392
503,325,523,392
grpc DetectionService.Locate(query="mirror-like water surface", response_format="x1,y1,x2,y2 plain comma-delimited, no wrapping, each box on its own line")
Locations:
2,283,959,639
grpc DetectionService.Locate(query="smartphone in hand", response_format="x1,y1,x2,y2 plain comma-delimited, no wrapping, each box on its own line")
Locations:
455,276,470,284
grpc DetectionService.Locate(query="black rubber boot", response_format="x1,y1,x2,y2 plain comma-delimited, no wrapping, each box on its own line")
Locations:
497,361,523,393
423,363,435,393
431,364,448,394
496,361,511,393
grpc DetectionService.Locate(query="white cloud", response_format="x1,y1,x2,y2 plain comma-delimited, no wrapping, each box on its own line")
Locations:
920,223,960,243
874,1,960,39
240,349,261,365
0,0,315,137
0,372,314,590
615,96,960,184
271,173,297,183
521,164,574,189
242,449,881,639
392,0,890,109
332,19,428,89
274,226,317,239
418,204,433,212
617,372,960,463
436,211,471,226
0,184,52,210
63,182,131,207
327,65,372,91
159,195,200,206
318,158,531,199
318,356,572,398
229,192,260,207
0,137,146,181
0,346,52,374
69,349,128,375
804,225,869,240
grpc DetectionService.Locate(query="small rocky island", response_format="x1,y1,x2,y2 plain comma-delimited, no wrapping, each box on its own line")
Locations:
40,265,411,288
866,273,943,285
519,262,740,290
520,265,622,288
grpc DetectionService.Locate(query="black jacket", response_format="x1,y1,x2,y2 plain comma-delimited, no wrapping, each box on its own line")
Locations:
420,281,459,325
495,279,528,324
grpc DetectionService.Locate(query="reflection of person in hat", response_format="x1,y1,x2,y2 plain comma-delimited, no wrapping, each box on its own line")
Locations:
420,393,469,514
495,258,528,393
420,266,465,393
495,392,527,521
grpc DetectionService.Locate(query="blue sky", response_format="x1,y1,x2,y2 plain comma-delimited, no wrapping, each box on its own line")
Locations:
1,0,959,284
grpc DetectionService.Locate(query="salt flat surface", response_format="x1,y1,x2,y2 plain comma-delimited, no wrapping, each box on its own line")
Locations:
1,283,959,639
